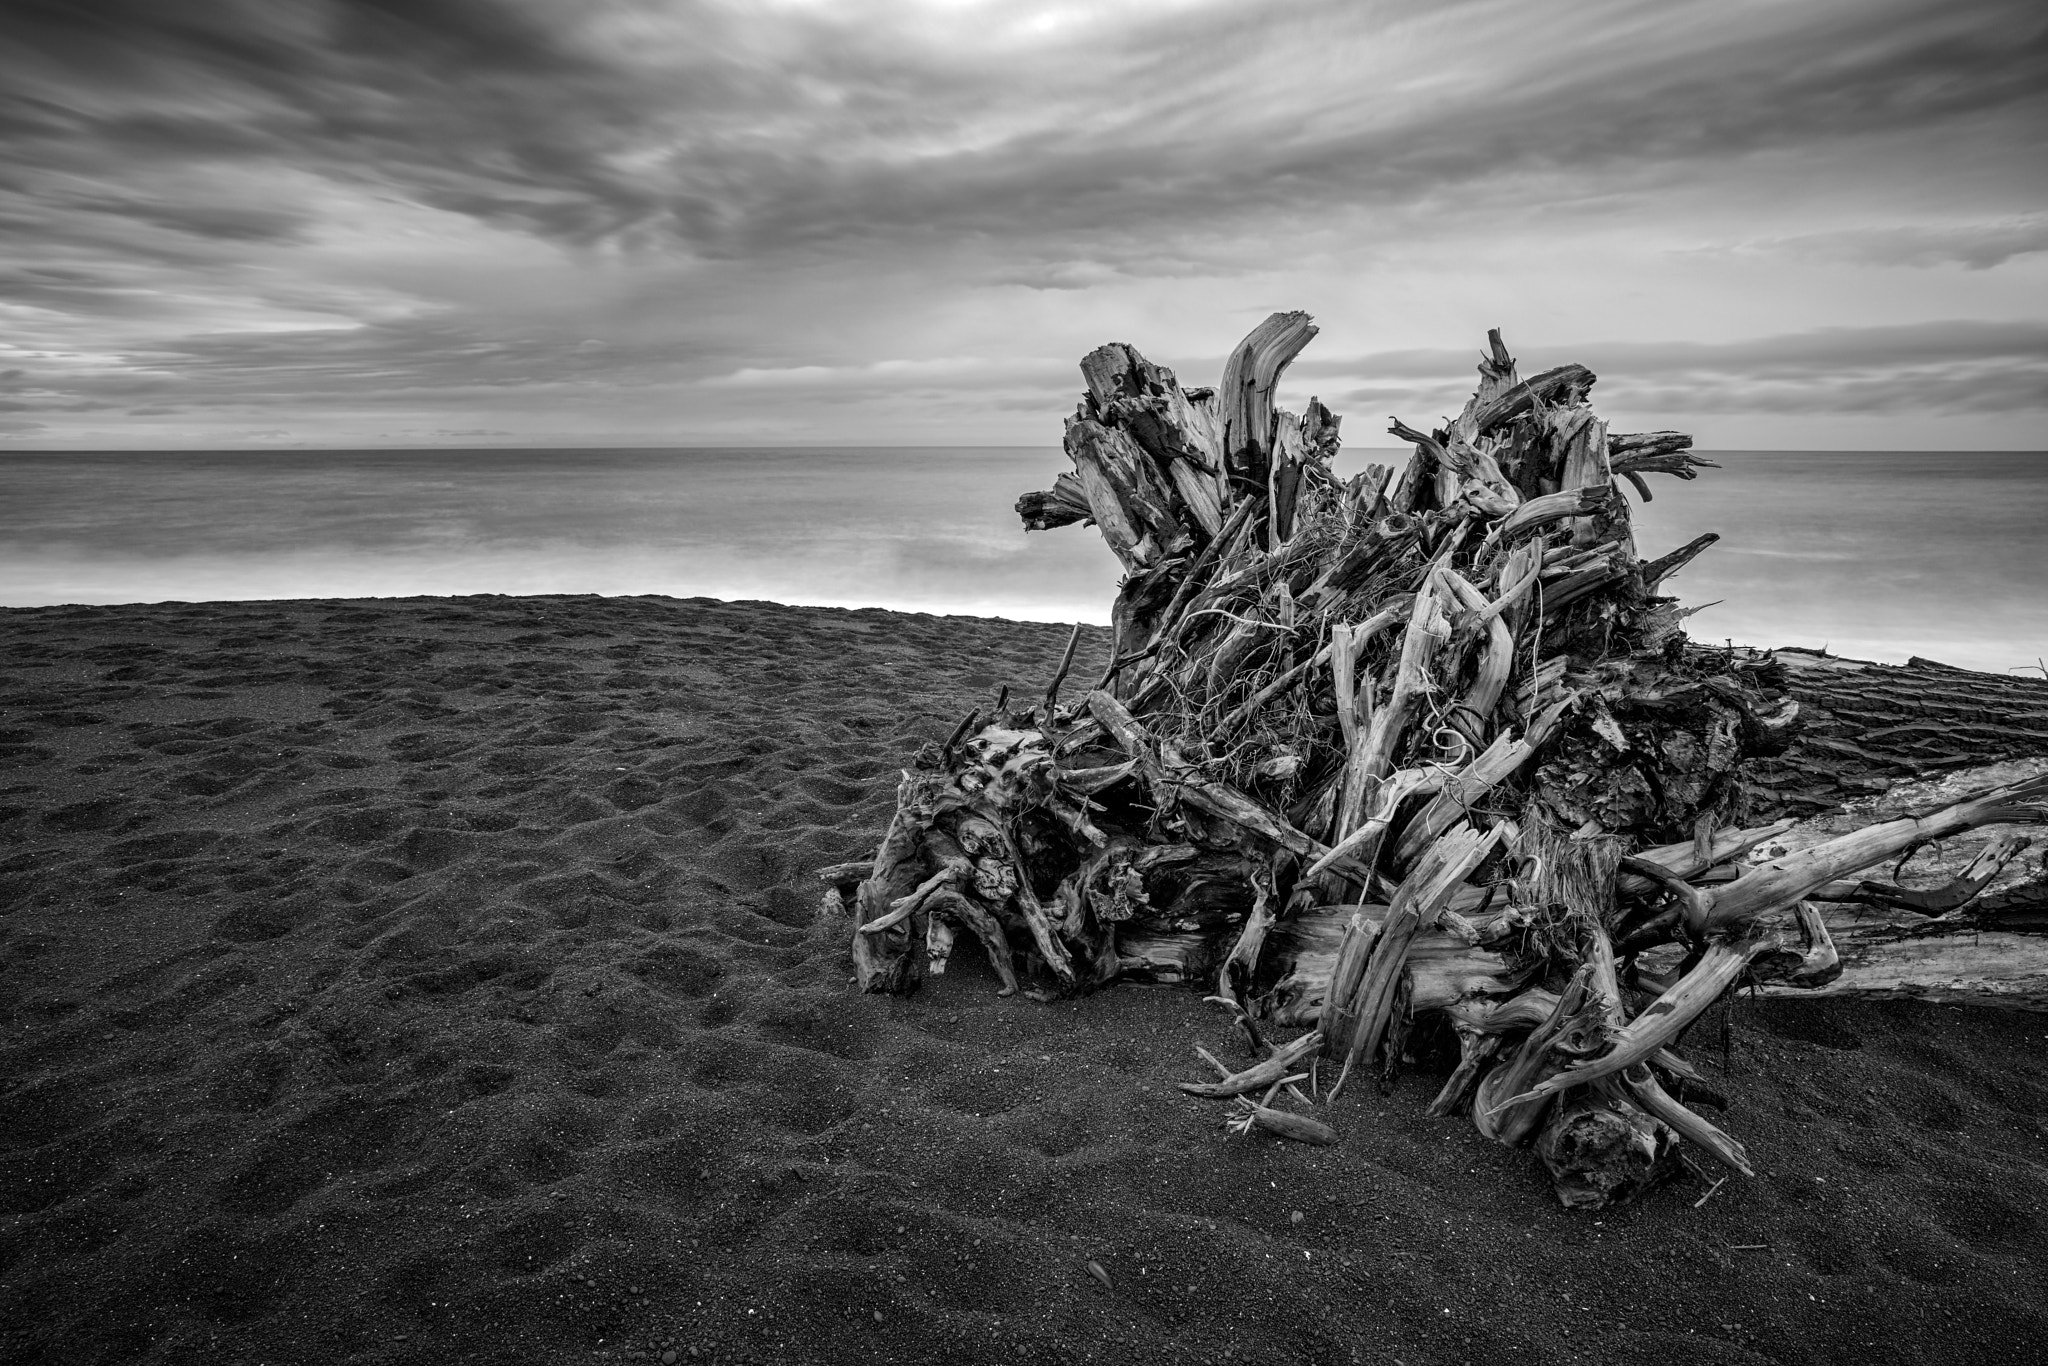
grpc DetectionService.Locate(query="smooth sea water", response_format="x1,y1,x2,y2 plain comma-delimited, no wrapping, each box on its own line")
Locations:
1,447,2043,675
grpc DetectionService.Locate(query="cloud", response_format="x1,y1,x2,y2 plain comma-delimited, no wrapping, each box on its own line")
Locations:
1566,323,2048,416
1310,321,2048,424
705,356,1071,391
5,0,2043,263
1586,321,2048,375
0,1,2042,446
0,313,702,424
1691,217,2048,271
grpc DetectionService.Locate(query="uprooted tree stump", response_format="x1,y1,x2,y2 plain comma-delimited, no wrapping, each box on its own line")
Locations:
820,313,2048,1209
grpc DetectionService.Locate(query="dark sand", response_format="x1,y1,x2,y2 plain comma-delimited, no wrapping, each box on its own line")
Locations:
2,594,2044,1366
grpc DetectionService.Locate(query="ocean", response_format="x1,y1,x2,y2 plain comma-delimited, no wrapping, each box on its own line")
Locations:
2,446,2043,676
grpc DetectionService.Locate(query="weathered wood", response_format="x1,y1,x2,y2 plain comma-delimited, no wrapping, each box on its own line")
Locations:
1016,469,1095,530
1256,863,2048,1022
842,311,2048,1213
1426,1027,1502,1118
1470,363,1596,433
1472,968,1589,1147
1042,623,1084,716
1390,701,1571,867
1494,935,1784,1112
1178,1030,1323,1098
1439,568,1515,748
1702,772,2048,930
1641,532,1720,590
1327,825,1501,1100
1218,311,1318,494
1482,484,1615,549
1623,1063,1751,1176
1085,690,1378,882
1536,1086,1668,1210
1329,576,1453,873
1841,829,2032,914
1232,1099,1340,1145
817,859,874,885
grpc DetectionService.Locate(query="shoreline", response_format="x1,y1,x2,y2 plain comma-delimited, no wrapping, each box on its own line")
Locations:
7,590,2037,680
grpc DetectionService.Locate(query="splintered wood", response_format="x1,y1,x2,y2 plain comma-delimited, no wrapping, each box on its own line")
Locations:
822,314,2048,1209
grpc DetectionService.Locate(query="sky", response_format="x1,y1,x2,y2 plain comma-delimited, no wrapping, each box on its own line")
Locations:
2,0,2045,450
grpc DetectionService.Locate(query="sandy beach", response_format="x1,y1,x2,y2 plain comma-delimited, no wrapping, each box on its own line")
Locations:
3,594,2045,1366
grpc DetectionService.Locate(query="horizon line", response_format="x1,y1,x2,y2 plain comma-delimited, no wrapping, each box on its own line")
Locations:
5,443,2046,456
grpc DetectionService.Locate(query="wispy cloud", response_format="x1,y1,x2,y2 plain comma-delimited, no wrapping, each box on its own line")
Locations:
1686,217,2048,271
1295,322,2048,440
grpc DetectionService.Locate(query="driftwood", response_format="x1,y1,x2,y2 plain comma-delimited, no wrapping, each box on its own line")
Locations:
824,314,2048,1209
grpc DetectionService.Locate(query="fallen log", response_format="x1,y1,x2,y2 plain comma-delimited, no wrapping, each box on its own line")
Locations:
831,313,2048,1209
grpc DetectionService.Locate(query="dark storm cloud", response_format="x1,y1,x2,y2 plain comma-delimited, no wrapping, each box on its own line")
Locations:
4,0,2043,264
1,0,665,248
